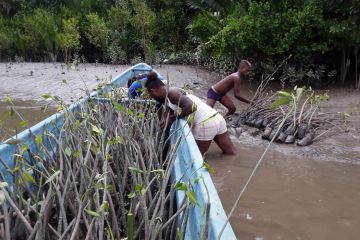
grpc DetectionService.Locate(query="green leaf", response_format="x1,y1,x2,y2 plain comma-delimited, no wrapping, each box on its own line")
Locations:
186,190,198,205
23,171,36,185
135,183,143,192
271,97,291,109
75,120,81,128
128,167,144,174
115,136,124,143
5,95,13,105
112,101,126,113
138,113,145,118
45,170,60,185
0,182,8,187
19,120,28,128
108,136,124,145
91,124,103,135
203,162,215,173
0,191,5,205
151,169,164,176
73,150,82,158
277,90,291,97
35,135,43,145
85,208,100,217
177,228,182,240
100,201,109,213
8,166,19,174
65,147,72,157
194,175,202,185
20,144,29,154
127,109,134,116
175,182,187,191
42,93,53,100
7,107,14,117
128,191,136,199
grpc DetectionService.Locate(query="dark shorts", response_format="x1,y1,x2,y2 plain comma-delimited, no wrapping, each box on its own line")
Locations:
207,87,224,101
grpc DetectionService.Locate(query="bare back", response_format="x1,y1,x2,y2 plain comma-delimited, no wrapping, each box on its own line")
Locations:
212,72,240,95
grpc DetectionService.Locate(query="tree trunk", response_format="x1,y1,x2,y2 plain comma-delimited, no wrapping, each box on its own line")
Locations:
355,46,359,89
340,48,350,85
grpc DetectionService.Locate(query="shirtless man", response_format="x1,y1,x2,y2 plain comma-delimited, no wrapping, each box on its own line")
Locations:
206,60,252,116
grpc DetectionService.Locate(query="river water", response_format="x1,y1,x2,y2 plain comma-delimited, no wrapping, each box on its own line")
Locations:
1,63,360,239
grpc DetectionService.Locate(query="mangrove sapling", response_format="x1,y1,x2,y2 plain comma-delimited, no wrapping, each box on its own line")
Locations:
234,82,347,146
0,95,200,239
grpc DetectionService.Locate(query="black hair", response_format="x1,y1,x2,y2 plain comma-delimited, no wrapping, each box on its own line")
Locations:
144,71,164,90
127,73,146,88
239,60,252,69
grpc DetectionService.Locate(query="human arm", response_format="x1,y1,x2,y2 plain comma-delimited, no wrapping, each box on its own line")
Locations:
160,89,197,128
233,76,251,104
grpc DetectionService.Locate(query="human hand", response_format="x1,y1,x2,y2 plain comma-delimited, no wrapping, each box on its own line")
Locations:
160,119,167,129
160,116,175,129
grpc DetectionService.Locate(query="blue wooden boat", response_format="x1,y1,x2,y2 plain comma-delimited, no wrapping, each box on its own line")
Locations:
0,63,236,239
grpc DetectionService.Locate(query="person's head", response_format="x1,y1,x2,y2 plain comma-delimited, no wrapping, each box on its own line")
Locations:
238,60,252,77
145,71,166,102
127,74,146,87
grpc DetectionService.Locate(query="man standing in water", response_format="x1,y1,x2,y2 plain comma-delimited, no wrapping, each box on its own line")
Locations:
206,60,252,117
145,71,235,156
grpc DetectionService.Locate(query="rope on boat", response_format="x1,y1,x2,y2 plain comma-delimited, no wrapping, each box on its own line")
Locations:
217,105,294,240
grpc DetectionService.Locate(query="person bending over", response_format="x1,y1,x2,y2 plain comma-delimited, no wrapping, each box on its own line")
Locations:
127,73,165,98
145,71,235,156
207,60,252,116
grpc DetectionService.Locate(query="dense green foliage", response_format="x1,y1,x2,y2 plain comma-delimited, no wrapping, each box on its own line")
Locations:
0,0,359,86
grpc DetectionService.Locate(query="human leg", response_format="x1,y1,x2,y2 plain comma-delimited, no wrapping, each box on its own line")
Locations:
214,132,236,155
206,98,216,108
195,140,212,157
219,95,236,117
206,87,221,108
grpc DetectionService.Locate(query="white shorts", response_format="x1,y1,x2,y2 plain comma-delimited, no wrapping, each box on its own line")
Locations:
191,113,228,141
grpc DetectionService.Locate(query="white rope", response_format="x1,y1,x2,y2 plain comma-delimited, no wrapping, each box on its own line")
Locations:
217,105,294,240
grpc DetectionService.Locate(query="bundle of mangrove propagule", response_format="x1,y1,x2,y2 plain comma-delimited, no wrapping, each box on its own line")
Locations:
0,99,193,239
233,74,347,146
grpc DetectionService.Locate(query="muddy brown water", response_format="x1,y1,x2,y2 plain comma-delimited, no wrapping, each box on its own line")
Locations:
1,63,360,239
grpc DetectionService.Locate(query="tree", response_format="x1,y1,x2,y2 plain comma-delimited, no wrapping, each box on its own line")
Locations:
11,8,59,61
84,12,109,51
106,0,154,62
0,14,12,58
58,17,81,61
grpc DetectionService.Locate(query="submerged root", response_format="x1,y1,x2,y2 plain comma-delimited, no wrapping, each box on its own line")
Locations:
262,126,272,139
276,132,287,143
297,123,308,139
284,135,295,144
297,131,315,146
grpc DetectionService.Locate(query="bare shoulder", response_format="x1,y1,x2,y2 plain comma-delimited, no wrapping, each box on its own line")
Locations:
168,87,185,102
230,72,240,81
223,72,240,83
